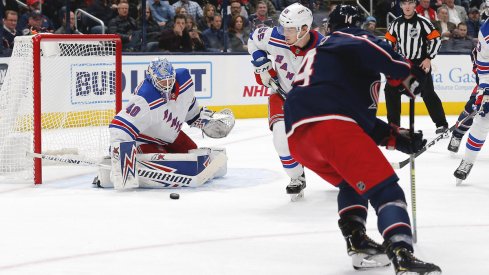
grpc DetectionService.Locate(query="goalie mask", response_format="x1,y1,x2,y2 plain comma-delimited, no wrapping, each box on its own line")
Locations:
145,57,176,96
326,4,362,33
277,3,313,45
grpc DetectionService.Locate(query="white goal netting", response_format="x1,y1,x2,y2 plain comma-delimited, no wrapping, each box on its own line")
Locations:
0,35,121,182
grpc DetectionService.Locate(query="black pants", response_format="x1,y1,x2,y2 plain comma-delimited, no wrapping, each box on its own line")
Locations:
384,70,448,128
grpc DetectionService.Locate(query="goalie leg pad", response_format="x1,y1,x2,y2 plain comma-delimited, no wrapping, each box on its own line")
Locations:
196,147,227,178
110,141,139,190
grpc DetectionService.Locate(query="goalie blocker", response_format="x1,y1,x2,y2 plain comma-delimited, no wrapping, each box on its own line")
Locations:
96,141,228,189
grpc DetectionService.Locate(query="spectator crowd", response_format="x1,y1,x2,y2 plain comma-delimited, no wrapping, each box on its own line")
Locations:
1,0,487,54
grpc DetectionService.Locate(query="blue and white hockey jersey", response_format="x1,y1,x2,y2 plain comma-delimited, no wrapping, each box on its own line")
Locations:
248,26,324,92
476,20,489,93
109,68,201,146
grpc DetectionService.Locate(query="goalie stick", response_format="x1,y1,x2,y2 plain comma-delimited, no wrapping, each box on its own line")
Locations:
390,111,477,169
27,151,227,188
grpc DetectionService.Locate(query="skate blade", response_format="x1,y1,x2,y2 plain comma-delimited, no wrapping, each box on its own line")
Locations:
352,253,391,270
289,191,304,202
396,271,442,275
456,178,463,186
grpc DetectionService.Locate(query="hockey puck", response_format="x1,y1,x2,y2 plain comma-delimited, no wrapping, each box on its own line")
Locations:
170,193,180,200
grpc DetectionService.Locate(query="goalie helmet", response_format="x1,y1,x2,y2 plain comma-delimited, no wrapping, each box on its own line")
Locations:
145,57,176,96
278,3,313,45
327,4,362,32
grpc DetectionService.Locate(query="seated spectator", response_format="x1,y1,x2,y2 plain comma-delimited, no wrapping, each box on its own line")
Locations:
148,0,175,28
22,10,54,34
202,14,224,52
225,0,249,19
362,16,385,37
3,10,19,49
228,15,249,52
434,6,456,42
247,0,276,17
225,0,249,28
248,1,275,31
197,3,216,31
443,0,468,25
107,2,139,51
17,0,54,33
185,15,206,51
84,0,115,34
440,22,475,53
175,6,188,16
172,0,203,21
55,11,77,34
466,7,481,38
416,0,437,21
158,14,194,52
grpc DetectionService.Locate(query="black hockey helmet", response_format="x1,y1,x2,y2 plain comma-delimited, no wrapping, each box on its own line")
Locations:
327,4,363,32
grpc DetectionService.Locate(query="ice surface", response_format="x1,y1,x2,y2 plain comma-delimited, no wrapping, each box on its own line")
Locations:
0,116,488,275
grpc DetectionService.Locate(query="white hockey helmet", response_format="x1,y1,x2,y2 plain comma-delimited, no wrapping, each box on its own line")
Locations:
145,57,176,96
278,3,313,44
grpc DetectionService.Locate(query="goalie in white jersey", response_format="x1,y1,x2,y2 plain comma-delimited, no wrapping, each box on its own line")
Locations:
247,3,324,200
97,57,234,189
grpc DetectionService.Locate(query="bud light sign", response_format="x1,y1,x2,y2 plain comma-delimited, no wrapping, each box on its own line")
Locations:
71,63,116,104
70,60,212,105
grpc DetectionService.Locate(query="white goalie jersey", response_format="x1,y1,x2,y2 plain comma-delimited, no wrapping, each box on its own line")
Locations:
109,68,200,147
247,26,325,93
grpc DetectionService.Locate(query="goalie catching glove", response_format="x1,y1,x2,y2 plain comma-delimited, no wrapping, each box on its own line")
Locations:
383,124,427,154
191,107,235,138
251,57,277,88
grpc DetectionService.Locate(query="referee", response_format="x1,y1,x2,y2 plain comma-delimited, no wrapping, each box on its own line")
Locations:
384,0,449,133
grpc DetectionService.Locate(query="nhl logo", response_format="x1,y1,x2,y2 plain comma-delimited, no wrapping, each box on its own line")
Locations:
409,28,419,38
295,49,300,54
356,181,366,191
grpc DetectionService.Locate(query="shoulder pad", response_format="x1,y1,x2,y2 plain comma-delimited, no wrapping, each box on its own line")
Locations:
134,79,162,105
175,68,194,95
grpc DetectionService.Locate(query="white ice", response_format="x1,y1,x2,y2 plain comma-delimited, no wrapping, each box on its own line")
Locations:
0,116,488,275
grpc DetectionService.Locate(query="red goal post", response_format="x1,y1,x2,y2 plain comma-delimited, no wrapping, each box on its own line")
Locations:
0,34,122,184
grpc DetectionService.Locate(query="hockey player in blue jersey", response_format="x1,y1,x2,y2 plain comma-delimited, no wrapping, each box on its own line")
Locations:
98,58,234,189
284,5,441,275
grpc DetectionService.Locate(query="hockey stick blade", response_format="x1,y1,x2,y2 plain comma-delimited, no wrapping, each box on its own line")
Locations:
390,111,477,169
27,152,111,169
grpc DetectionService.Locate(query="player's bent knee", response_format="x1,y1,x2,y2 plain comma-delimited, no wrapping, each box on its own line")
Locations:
368,182,406,211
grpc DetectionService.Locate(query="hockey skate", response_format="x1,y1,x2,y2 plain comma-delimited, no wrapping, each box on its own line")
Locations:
338,218,390,270
454,160,473,185
286,174,306,202
385,242,442,275
447,135,461,153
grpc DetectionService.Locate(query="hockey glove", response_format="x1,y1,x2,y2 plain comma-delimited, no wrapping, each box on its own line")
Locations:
251,57,277,88
385,124,427,154
474,94,489,117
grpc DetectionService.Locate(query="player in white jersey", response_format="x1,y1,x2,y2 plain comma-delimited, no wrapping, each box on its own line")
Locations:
454,19,489,184
247,3,324,200
98,57,234,189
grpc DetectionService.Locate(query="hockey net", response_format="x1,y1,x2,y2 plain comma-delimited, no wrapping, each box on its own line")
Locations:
0,34,122,184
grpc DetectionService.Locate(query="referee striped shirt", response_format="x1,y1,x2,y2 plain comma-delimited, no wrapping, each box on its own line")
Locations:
385,13,441,62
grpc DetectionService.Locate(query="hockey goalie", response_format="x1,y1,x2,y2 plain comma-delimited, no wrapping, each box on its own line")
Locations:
95,57,235,189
